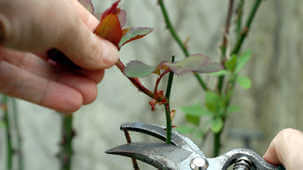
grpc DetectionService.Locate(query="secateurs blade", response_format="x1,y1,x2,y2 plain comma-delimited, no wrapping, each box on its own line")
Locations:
106,122,285,170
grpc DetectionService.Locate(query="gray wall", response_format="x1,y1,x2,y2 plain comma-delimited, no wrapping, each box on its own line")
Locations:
1,0,303,169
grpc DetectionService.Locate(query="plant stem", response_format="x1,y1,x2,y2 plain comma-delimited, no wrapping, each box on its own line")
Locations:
11,98,24,170
3,96,13,170
236,0,245,39
158,0,208,91
123,130,140,170
214,0,263,156
213,0,234,156
217,0,234,94
61,115,74,170
164,57,175,144
154,70,170,94
213,130,222,157
232,0,263,54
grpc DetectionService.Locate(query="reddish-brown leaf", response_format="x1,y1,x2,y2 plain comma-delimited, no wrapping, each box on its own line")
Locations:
119,27,153,47
101,0,121,20
95,14,123,46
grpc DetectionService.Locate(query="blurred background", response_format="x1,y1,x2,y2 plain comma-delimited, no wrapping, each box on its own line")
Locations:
1,0,303,169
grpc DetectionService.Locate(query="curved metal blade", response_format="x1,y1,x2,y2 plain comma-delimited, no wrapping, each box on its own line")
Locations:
120,122,205,156
121,122,185,145
106,143,192,170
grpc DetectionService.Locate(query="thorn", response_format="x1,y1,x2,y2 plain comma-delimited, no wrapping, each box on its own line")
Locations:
170,109,176,120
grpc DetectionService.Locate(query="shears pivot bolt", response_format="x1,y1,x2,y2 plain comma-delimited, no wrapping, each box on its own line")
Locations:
190,157,209,170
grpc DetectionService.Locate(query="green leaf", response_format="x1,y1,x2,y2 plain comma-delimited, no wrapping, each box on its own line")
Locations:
119,27,153,47
209,70,230,76
235,51,251,73
124,61,156,78
211,117,223,133
79,0,95,14
237,76,251,89
165,54,223,75
180,104,212,117
225,55,238,72
176,125,195,134
185,114,200,126
205,91,223,113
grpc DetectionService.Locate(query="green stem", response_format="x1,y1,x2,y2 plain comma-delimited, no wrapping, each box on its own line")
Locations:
164,57,175,144
3,96,13,170
232,0,263,54
236,0,245,40
217,0,234,94
11,98,24,170
61,115,74,170
214,0,234,156
213,130,223,157
214,0,263,156
158,0,208,91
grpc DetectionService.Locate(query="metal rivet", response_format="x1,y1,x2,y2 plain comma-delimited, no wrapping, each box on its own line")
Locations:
190,157,209,170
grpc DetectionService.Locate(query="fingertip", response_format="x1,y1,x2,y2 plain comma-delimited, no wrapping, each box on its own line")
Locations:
41,82,83,113
97,38,119,68
57,23,119,70
56,73,98,105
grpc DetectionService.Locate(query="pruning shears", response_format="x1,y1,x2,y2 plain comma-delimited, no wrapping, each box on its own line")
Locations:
106,122,285,170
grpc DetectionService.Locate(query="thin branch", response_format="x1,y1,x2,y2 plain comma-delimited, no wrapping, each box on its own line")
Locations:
164,56,175,144
3,96,13,170
217,0,235,94
123,130,140,170
222,0,235,58
115,60,170,103
214,0,263,156
232,0,263,54
213,0,235,156
60,115,74,170
154,70,170,94
158,0,208,91
236,0,245,40
11,98,24,170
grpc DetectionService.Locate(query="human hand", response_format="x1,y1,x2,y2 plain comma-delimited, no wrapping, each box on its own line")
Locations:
263,128,303,170
0,0,119,113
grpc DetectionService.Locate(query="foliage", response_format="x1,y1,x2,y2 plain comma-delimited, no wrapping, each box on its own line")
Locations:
0,1,261,170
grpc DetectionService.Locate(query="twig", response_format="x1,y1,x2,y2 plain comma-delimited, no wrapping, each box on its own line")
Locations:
116,58,175,143
213,0,235,157
123,130,140,170
232,0,263,54
154,69,170,94
236,0,245,39
164,57,175,144
11,98,24,170
60,115,74,170
2,96,13,170
214,0,263,156
158,0,208,91
217,0,234,94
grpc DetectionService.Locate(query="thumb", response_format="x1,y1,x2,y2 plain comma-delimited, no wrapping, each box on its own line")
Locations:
55,20,119,70
263,128,303,170
0,0,119,70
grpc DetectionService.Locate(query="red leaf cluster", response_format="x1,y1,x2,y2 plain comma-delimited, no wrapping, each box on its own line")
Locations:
94,0,152,49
